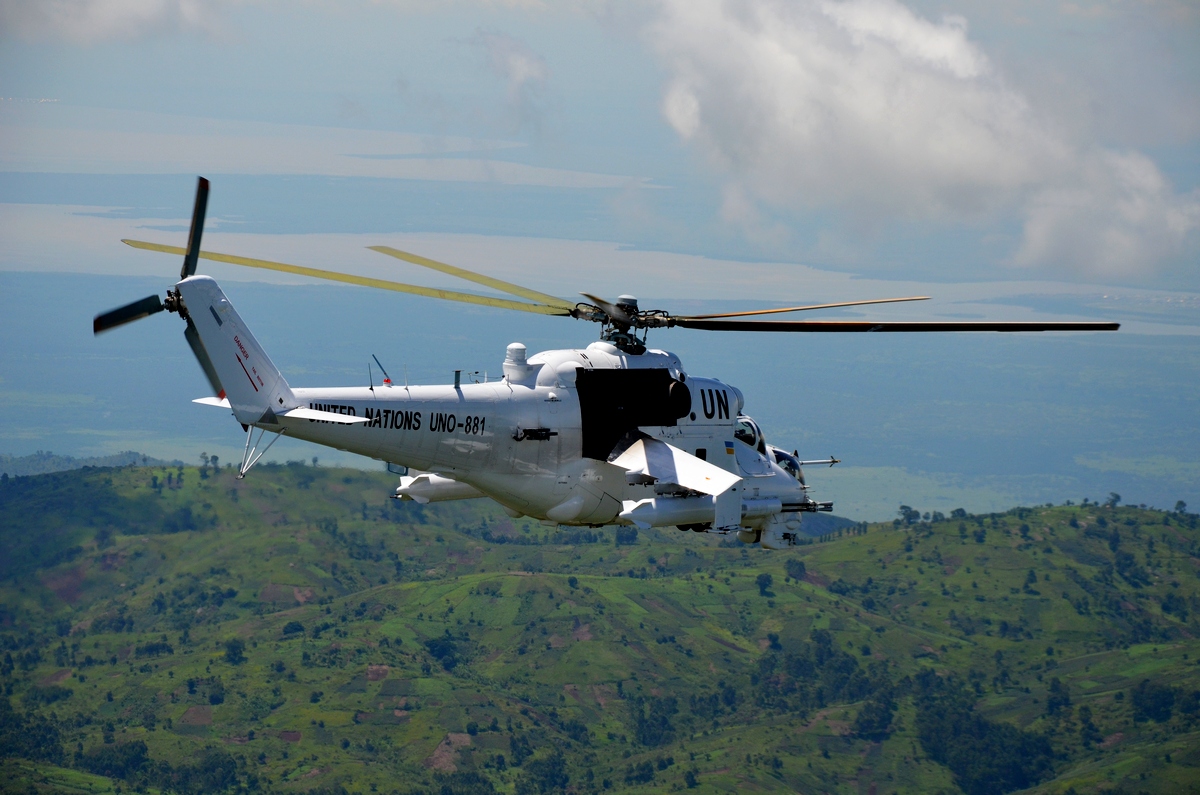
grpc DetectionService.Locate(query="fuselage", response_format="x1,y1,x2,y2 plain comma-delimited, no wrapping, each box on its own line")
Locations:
274,340,805,527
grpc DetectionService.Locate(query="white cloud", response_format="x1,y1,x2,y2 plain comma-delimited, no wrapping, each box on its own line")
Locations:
0,0,230,42
820,1,986,79
648,0,1200,276
471,30,551,134
1017,149,1200,278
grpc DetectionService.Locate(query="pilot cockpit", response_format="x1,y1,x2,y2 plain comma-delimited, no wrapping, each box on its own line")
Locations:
770,447,803,482
734,415,767,456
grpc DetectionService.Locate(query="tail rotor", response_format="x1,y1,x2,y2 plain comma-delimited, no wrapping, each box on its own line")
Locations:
93,294,166,334
93,176,210,335
93,177,224,398
181,177,209,280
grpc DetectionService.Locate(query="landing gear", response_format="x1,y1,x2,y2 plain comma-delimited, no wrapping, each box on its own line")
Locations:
237,424,286,478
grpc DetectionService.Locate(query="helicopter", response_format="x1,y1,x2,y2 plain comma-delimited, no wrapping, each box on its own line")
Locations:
94,178,1119,549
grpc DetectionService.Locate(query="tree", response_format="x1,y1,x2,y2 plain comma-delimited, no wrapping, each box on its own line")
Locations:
756,573,774,597
425,635,460,671
1131,679,1175,723
1176,500,1188,514
1077,706,1103,747
785,558,806,581
1045,678,1070,715
516,749,569,794
0,697,63,764
853,692,896,740
629,695,678,747
1162,592,1189,620
81,741,149,779
224,638,246,665
913,670,1053,795
1105,492,1121,508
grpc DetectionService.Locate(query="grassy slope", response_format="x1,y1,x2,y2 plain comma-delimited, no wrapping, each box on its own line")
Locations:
1,464,1198,794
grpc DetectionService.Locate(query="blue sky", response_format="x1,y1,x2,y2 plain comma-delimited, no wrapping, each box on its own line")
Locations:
1,0,1197,517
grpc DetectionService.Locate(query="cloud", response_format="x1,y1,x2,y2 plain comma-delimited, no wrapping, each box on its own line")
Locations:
471,29,550,134
0,0,230,42
1017,149,1200,278
648,0,1199,276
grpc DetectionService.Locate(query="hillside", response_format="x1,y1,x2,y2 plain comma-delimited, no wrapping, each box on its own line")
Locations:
0,451,179,478
1,463,1198,794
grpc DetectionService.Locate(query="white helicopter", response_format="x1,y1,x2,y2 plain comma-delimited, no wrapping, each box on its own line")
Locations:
95,179,1118,549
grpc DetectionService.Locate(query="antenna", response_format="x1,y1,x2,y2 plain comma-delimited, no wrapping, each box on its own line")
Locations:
372,354,393,386
368,361,374,392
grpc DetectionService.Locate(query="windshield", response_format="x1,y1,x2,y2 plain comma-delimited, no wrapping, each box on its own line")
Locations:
772,448,801,480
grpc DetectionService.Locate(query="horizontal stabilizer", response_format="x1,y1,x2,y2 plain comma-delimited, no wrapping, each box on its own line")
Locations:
193,396,231,408
610,436,741,496
280,407,369,425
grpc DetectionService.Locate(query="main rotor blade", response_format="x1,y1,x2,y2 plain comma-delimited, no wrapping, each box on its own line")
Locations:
369,246,576,310
681,295,931,320
181,177,210,279
671,319,1120,332
123,240,572,316
93,294,165,335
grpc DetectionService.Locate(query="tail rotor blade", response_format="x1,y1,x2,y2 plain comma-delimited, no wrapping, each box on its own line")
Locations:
184,317,225,397
181,176,210,279
93,294,165,335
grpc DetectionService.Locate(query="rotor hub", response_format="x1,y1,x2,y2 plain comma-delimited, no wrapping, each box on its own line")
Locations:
599,326,647,355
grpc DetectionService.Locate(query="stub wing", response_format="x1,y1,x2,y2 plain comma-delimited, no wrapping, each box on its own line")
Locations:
279,407,369,425
192,398,368,425
610,436,741,496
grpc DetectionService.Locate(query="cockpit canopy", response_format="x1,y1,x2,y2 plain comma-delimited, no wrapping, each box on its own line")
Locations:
769,446,803,482
729,413,806,482
734,414,767,456
735,414,803,482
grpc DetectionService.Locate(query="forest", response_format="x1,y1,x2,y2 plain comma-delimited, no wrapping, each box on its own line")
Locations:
1,462,1198,793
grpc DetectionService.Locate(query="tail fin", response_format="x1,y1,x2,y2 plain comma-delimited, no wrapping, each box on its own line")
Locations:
176,275,294,425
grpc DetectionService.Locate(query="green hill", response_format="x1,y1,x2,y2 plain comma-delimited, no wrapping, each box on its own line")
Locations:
0,451,180,478
1,464,1198,794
